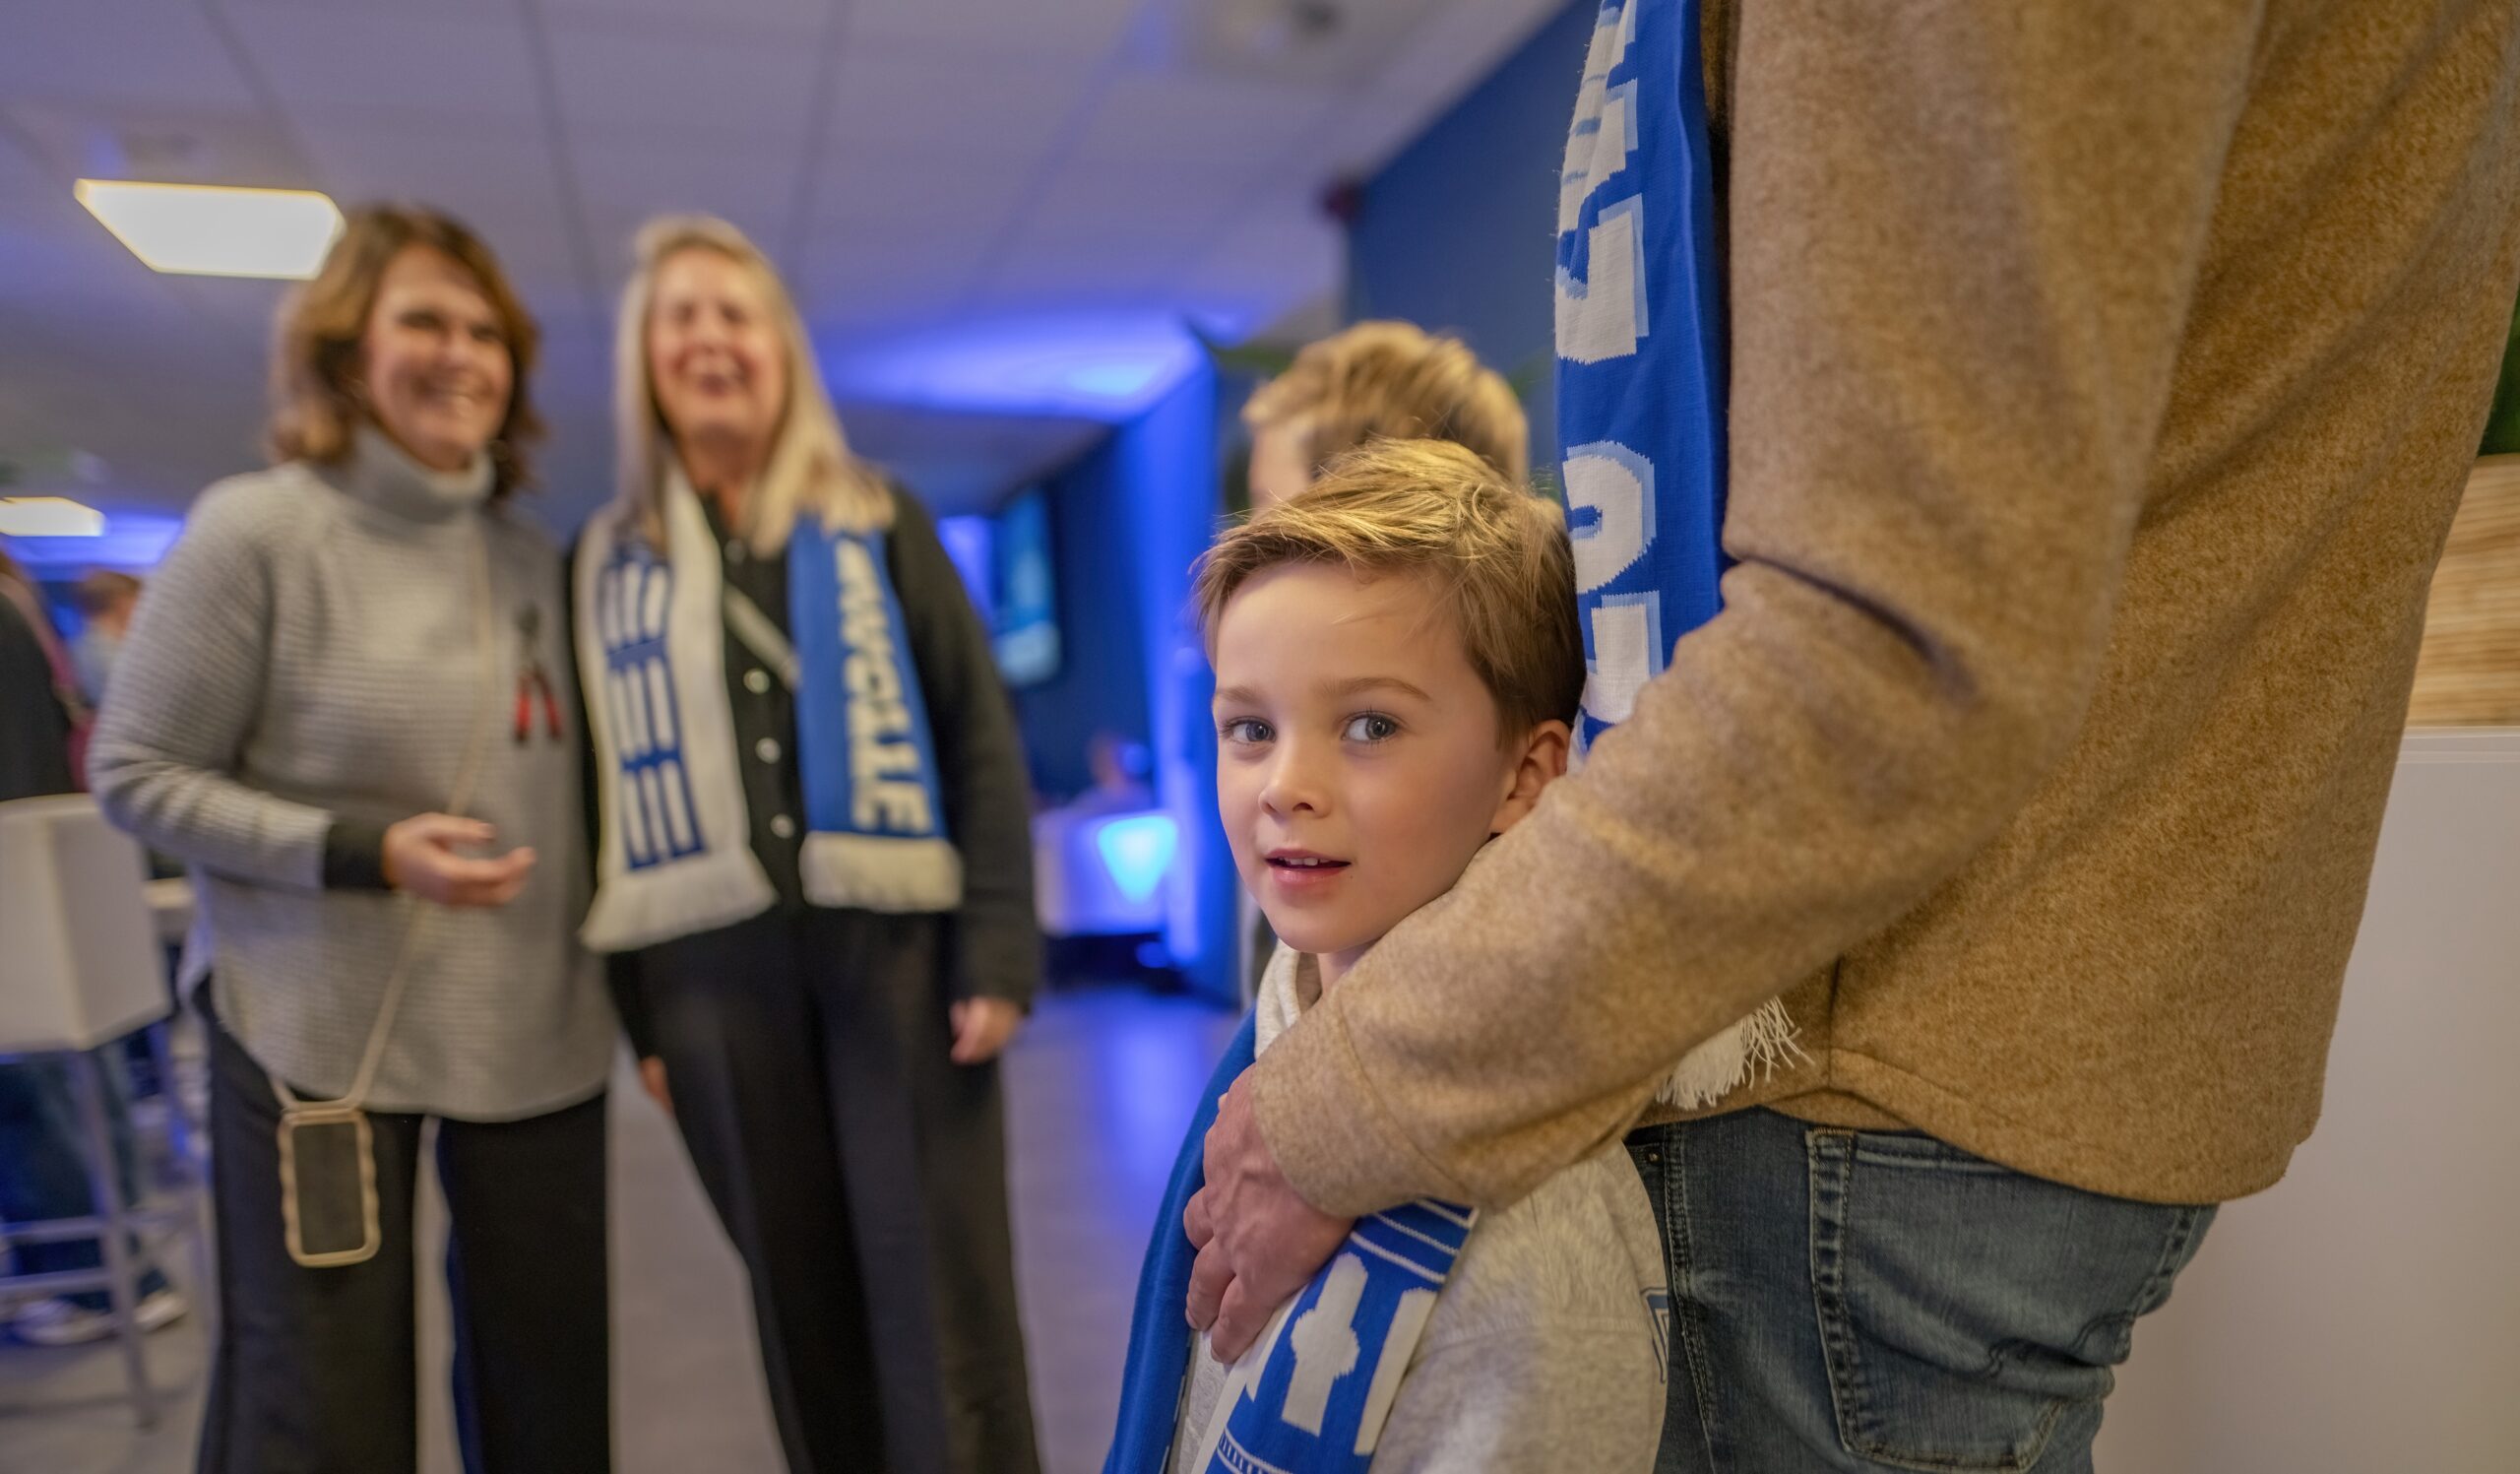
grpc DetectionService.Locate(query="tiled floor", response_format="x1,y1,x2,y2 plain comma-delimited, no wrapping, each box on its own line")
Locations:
0,982,1238,1474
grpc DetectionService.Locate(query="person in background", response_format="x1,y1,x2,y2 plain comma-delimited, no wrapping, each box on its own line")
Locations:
1186,4,2520,1471
1241,320,1528,513
576,215,1041,1474
0,547,185,1346
1070,730,1157,818
0,546,90,780
90,205,612,1472
69,569,140,705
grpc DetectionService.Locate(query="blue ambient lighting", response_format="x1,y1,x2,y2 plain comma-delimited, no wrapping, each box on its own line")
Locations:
0,512,184,570
1095,813,1178,905
819,313,1203,419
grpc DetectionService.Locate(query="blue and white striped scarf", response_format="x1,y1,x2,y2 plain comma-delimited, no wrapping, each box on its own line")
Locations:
1557,0,1797,1106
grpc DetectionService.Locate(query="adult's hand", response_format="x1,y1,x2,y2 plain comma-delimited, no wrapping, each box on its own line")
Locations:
949,996,1024,1065
1183,1070,1354,1361
638,1057,672,1116
381,814,535,907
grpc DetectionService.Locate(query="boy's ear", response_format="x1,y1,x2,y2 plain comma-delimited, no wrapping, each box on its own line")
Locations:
1489,719,1572,836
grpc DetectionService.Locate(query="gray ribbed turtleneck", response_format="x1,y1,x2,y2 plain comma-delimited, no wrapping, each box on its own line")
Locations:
89,433,614,1120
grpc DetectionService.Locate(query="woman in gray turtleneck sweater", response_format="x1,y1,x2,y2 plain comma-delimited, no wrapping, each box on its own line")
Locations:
89,206,612,1473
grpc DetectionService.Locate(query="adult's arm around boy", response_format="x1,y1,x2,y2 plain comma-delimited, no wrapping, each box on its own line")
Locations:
1242,0,2263,1219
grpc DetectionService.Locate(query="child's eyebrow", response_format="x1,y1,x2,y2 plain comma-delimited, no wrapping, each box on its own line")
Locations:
1323,674,1434,703
1213,684,1264,708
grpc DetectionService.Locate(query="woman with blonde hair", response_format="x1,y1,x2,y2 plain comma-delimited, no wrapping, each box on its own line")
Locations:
91,205,613,1472
574,216,1040,1473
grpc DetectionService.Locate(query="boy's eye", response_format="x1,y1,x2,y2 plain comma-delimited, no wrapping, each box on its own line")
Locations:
1342,713,1401,743
1221,717,1273,744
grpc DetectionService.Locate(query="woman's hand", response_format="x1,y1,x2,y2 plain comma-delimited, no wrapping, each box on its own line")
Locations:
638,1057,672,1116
949,996,1024,1065
381,814,536,907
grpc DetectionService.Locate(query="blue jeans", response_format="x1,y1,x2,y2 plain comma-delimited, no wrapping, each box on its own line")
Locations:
1626,1110,2213,1473
0,1056,172,1312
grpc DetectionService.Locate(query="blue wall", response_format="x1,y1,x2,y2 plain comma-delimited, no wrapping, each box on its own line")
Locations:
1016,367,1240,1000
1348,0,1597,476
1017,443,1154,803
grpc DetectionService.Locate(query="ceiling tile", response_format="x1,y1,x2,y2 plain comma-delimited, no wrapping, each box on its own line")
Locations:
1174,188,1344,331
546,22,823,146
823,40,1097,153
293,118,585,295
847,0,1140,60
226,5,541,121
1067,71,1334,173
542,0,832,39
6,98,320,192
1012,160,1259,251
571,136,805,268
815,137,1043,239
792,224,991,324
0,131,60,205
0,0,261,110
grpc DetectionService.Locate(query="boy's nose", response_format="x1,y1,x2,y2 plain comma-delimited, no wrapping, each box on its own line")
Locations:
1257,748,1328,817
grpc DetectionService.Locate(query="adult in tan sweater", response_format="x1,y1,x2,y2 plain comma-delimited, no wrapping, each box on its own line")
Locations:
1184,1,2520,1468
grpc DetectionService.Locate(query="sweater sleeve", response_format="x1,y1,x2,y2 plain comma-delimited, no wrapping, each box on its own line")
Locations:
88,480,344,893
887,489,1043,1008
1251,0,2266,1213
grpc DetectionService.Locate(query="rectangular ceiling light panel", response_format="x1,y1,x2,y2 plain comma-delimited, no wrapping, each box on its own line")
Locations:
0,497,107,537
75,180,344,279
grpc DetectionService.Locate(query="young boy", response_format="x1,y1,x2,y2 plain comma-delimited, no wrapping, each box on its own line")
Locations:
1241,321,1530,512
1107,439,1668,1472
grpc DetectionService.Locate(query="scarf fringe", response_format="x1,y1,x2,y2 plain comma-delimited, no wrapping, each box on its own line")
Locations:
802,833,964,914
1654,997,1806,1111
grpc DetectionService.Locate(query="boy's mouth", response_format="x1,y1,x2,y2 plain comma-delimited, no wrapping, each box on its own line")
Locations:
1265,848,1350,874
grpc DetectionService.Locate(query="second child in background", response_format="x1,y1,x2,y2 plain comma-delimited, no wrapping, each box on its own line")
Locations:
1240,320,1528,513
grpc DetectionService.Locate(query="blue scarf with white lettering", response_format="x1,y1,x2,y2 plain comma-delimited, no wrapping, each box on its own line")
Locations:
574,480,960,954
786,520,962,910
1557,0,1799,1106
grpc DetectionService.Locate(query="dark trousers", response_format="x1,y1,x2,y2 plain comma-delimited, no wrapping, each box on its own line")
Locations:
1626,1110,2215,1473
196,1011,610,1474
641,910,1040,1474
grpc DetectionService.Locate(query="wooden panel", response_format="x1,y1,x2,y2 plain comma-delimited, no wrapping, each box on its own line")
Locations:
2407,455,2520,727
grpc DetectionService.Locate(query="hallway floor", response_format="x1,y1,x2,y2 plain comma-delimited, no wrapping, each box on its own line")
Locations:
0,982,1238,1474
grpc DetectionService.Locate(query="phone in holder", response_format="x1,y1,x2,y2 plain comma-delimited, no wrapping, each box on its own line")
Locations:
277,1103,382,1268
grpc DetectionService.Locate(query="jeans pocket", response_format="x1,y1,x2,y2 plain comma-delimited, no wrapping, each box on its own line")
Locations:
1805,1128,2213,1473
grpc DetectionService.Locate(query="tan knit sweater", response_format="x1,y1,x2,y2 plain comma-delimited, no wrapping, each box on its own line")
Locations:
1255,0,2520,1210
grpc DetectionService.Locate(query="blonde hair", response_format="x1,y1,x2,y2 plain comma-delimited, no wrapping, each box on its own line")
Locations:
612,216,891,552
1196,438,1583,739
1242,321,1529,484
267,204,543,496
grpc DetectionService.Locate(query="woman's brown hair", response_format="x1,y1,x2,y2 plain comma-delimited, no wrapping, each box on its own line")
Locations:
267,204,543,497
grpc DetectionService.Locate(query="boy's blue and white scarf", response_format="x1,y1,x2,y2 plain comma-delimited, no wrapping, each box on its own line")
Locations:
1558,0,1797,1107
573,473,961,953
1104,950,1478,1474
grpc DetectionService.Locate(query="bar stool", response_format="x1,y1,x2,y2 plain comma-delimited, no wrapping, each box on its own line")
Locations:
0,794,211,1430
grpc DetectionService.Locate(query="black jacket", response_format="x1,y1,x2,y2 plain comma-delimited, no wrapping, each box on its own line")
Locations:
0,595,75,801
